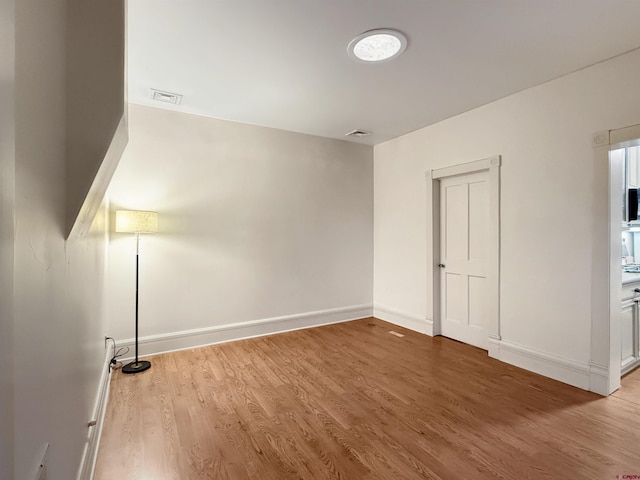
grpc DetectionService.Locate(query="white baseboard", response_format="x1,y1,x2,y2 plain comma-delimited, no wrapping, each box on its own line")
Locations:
373,304,432,335
115,303,610,397
588,362,610,396
118,304,373,359
488,336,500,360
76,348,112,480
493,339,594,392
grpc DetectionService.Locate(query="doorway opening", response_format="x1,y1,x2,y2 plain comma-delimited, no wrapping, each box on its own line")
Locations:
592,123,640,395
605,126,640,396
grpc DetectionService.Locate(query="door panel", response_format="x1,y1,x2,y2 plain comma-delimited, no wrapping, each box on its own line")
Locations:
444,183,467,261
468,275,488,329
468,181,488,261
622,303,634,360
440,171,490,350
444,273,466,324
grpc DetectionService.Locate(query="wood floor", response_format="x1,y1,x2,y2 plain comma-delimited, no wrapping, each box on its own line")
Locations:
615,366,640,405
94,318,640,479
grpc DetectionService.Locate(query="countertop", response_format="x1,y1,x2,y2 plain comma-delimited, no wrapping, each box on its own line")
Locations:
622,271,640,285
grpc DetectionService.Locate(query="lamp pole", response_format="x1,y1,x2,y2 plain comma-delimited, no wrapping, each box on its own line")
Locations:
122,230,151,374
115,209,157,374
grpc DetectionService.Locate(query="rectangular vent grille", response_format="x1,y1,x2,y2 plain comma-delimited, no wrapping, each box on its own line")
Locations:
345,129,372,137
150,88,183,105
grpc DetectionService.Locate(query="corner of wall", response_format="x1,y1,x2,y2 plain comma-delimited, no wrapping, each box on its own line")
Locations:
67,114,128,241
373,305,433,336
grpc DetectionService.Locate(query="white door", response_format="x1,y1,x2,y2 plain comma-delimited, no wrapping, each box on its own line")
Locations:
440,171,490,350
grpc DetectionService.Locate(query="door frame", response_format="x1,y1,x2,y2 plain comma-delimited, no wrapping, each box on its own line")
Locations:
594,124,640,395
426,155,501,356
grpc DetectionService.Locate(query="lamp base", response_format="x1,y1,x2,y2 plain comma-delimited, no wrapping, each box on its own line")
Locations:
122,360,151,374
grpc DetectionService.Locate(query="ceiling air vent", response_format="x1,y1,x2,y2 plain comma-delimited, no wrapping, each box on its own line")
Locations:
345,129,372,138
150,88,183,105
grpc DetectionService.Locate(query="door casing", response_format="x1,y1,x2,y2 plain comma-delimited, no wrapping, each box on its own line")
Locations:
595,123,640,395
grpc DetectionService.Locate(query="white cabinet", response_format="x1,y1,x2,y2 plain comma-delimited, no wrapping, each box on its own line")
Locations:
627,146,640,188
621,282,640,374
621,299,637,371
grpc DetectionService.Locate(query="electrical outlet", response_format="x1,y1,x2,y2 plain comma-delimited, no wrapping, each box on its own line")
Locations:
29,443,48,480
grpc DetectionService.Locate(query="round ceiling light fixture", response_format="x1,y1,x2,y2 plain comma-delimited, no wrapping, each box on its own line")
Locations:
347,28,407,63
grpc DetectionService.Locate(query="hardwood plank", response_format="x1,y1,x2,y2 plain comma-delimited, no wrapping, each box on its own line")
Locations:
94,318,640,479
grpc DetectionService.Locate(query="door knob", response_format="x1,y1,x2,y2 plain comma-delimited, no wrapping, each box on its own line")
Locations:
438,264,445,268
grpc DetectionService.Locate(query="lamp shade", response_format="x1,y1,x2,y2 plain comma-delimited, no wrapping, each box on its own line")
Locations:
115,210,159,233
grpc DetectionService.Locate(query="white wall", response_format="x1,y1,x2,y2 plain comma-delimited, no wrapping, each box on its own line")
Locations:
11,0,119,478
65,0,125,236
374,48,640,383
107,104,373,347
0,0,16,477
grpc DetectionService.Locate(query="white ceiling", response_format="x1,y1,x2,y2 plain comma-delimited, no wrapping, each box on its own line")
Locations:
128,1,640,145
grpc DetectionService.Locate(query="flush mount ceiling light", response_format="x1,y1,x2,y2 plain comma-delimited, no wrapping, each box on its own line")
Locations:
347,28,407,63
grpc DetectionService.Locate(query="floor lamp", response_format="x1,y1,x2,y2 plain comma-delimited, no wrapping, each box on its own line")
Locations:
115,209,159,374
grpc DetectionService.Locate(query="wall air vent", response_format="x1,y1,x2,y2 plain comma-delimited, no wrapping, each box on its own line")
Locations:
150,88,183,105
345,129,372,137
